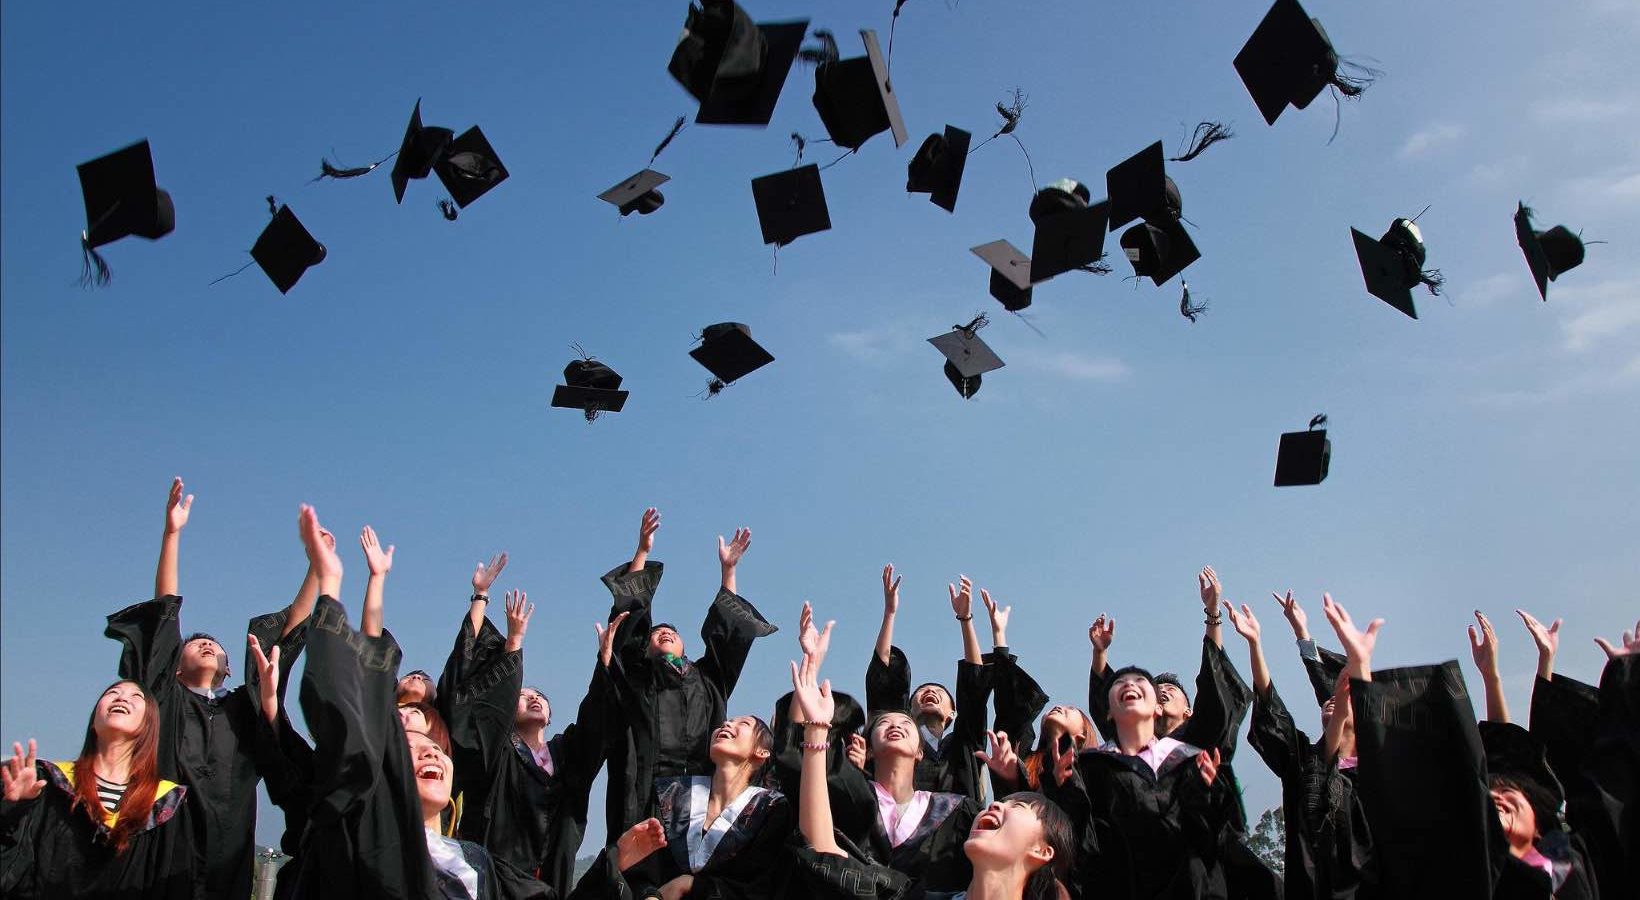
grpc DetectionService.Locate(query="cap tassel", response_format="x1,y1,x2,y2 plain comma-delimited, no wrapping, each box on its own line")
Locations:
798,29,840,66
311,150,397,183
1309,414,1328,430
1180,280,1208,322
956,312,990,337
438,199,459,221
1078,257,1114,276
1169,121,1235,163
1416,268,1445,296
78,234,112,288
649,116,687,167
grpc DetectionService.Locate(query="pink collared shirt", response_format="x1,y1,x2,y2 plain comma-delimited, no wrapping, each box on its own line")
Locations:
872,781,932,847
1098,736,1184,775
1519,847,1555,879
530,743,555,777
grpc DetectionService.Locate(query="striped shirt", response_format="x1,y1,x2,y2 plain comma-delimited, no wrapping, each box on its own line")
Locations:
95,775,128,815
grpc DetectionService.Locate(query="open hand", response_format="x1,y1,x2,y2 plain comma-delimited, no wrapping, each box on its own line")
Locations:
980,589,1011,637
948,575,974,619
615,817,667,872
1594,619,1640,658
1273,591,1309,640
846,733,867,770
248,634,281,722
472,552,508,595
798,602,834,673
1467,611,1501,677
637,508,661,555
165,477,194,534
1088,615,1115,651
1322,594,1382,678
504,591,535,645
718,528,752,569
974,729,1019,778
360,526,394,576
595,611,631,667
882,564,901,616
1199,566,1222,613
1228,604,1262,644
1,740,42,802
1197,747,1222,787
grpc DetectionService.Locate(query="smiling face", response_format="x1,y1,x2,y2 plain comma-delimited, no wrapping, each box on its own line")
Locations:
396,672,436,706
965,797,1057,875
911,683,954,723
868,711,923,761
708,716,771,767
177,636,228,688
515,688,551,729
1491,785,1539,853
1107,672,1158,723
1155,680,1191,732
407,730,454,819
647,626,684,659
1042,706,1095,751
94,681,149,741
399,704,429,735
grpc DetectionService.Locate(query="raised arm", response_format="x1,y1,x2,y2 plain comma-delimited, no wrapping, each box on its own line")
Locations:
1322,593,1380,684
358,526,395,639
1466,611,1510,723
980,588,1011,651
283,524,332,639
1228,604,1271,697
466,551,508,638
247,635,283,724
503,589,534,653
1515,608,1561,682
696,529,776,699
1087,615,1116,739
154,477,193,600
717,526,750,595
1199,566,1225,649
628,507,660,573
790,618,842,856
950,576,982,665
875,564,900,666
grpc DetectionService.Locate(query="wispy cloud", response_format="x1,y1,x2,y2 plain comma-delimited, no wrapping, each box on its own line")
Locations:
1563,169,1640,208
1555,276,1640,352
1398,123,1465,159
828,326,903,362
1019,352,1130,382
1457,272,1523,309
1465,155,1529,186
1529,96,1635,124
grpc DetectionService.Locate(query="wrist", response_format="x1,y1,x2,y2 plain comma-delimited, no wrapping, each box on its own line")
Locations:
470,592,489,603
955,612,973,622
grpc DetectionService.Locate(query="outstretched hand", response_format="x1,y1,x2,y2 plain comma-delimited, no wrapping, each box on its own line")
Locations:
248,635,281,723
472,552,508,596
615,818,668,872
1046,732,1077,787
948,575,975,619
974,729,1020,778
504,590,535,650
1088,615,1116,652
718,528,752,569
360,526,394,577
797,602,835,674
789,644,836,728
1,740,42,803
1196,747,1222,787
1322,594,1382,680
1273,591,1309,641
1467,611,1501,677
299,505,342,594
595,611,631,668
1515,609,1561,661
882,564,902,616
164,477,194,535
980,589,1011,639
1228,604,1262,644
637,507,661,555
1199,566,1223,613
1594,619,1640,659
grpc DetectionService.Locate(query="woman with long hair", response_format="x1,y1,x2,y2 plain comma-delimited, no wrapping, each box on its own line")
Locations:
1,679,200,898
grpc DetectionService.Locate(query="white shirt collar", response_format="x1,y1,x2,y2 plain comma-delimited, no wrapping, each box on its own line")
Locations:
424,828,479,900
684,776,767,873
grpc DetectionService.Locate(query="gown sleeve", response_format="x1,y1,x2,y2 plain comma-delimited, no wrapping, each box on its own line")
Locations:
1527,671,1600,787
1302,644,1349,707
104,595,184,704
1087,659,1116,745
946,658,995,800
988,647,1050,762
447,643,526,822
866,646,912,715
436,610,509,719
1246,681,1306,782
297,595,403,825
693,587,778,702
1173,637,1252,760
554,662,617,799
1561,654,1639,900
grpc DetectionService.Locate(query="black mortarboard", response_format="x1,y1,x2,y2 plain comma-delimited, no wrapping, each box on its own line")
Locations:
906,126,971,213
929,317,1004,400
1106,142,1179,232
1514,203,1586,301
811,29,909,151
1119,219,1199,287
1234,0,1360,125
599,169,670,217
251,205,326,295
435,127,508,208
76,140,175,285
551,357,630,421
1352,218,1440,319
1274,414,1330,486
751,164,831,246
670,2,808,126
690,322,775,385
972,240,1033,311
391,100,454,204
1028,182,1110,283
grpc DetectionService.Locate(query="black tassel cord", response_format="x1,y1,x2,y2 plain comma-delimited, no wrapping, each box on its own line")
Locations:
438,199,459,221
1326,58,1383,144
969,89,1036,191
311,149,398,183
1180,280,1208,322
208,197,281,285
1170,122,1235,162
76,198,126,288
649,117,687,167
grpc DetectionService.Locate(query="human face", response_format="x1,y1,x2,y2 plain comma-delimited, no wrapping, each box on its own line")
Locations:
178,637,227,686
913,684,953,721
515,689,551,729
648,626,684,658
94,682,149,740
965,798,1053,872
1491,786,1539,852
407,730,454,817
397,672,435,705
707,716,769,766
1107,673,1158,722
1043,706,1092,750
869,712,922,759
399,704,430,735
1155,682,1190,730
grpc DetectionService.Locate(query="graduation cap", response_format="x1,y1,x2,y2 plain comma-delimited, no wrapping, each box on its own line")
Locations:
434,127,508,208
690,323,775,393
972,240,1033,311
251,205,326,295
1105,142,1180,232
1274,414,1330,487
1514,203,1586,301
669,1,808,126
599,169,670,217
751,164,831,247
551,355,629,422
390,100,455,204
1352,217,1442,319
906,126,971,213
1234,0,1375,126
1119,219,1199,287
76,140,175,286
1028,181,1111,283
929,315,1004,400
811,29,909,151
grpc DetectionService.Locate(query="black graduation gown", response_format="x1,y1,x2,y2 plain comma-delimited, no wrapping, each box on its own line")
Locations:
104,594,306,900
771,688,879,852
789,838,950,900
615,776,795,899
865,646,995,799
1545,655,1637,900
0,760,198,899
599,560,777,837
439,612,611,896
1087,637,1251,761
1047,739,1236,900
1247,681,1376,900
988,647,1052,762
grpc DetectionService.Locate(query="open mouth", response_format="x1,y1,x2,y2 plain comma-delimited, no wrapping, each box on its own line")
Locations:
108,700,133,716
417,764,445,782
1119,686,1143,703
713,725,736,742
973,808,1004,832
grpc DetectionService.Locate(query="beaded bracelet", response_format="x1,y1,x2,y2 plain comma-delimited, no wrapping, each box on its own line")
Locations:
800,741,829,752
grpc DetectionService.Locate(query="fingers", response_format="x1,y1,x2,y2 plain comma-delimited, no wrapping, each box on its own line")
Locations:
1549,618,1561,635
1366,619,1385,639
25,739,35,768
1594,637,1616,658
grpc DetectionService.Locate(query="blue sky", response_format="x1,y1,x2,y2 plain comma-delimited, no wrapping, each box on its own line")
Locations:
4,0,1637,851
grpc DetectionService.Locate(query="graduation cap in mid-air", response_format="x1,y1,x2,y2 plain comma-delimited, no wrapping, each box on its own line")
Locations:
809,28,909,151
76,139,176,286
1234,0,1377,127
1119,219,1200,287
669,1,809,126
434,127,508,209
551,354,630,422
906,125,971,213
1106,143,1201,286
390,100,455,204
1028,180,1111,283
1274,414,1330,487
251,204,327,295
1352,216,1443,319
1514,203,1587,301
929,315,1004,399
690,323,775,395
751,164,831,247
599,170,671,217
972,240,1034,312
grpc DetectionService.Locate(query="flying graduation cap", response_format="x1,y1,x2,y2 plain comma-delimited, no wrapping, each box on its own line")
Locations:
1274,414,1330,487
551,354,630,422
1351,216,1443,319
1027,179,1111,283
906,125,971,213
690,322,775,394
75,140,176,286
1514,203,1587,301
390,99,454,204
251,204,327,295
599,170,671,217
669,1,809,126
929,315,1004,399
1106,142,1200,286
751,163,831,247
971,240,1033,311
435,127,509,209
1234,0,1376,127
809,29,909,152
